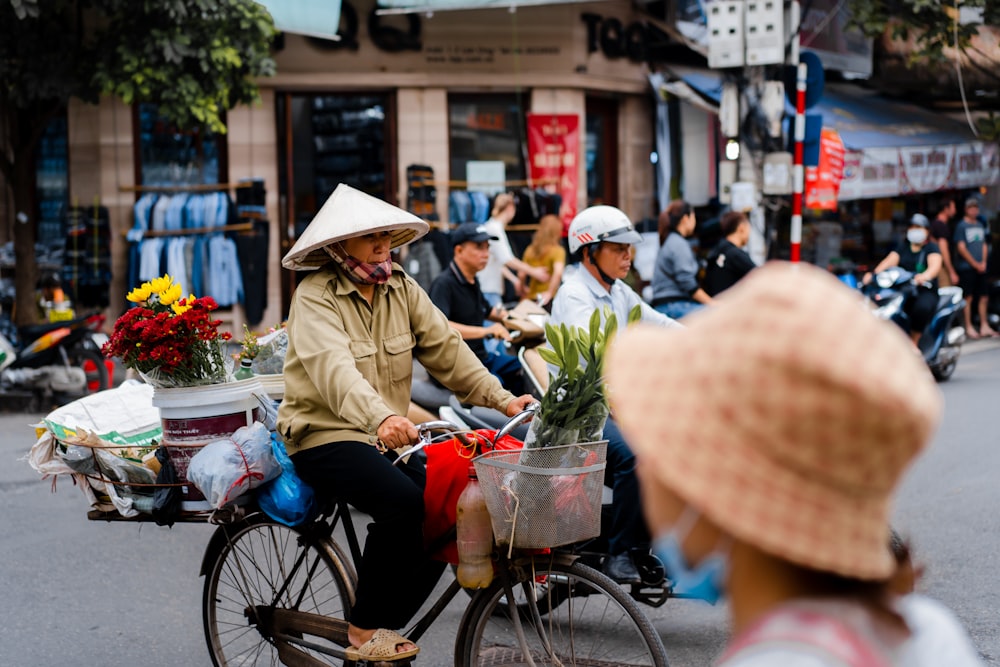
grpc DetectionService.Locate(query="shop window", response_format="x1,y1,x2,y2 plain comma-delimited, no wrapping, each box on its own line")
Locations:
36,114,69,240
448,94,527,185
136,103,225,185
277,92,395,313
279,93,392,240
585,97,618,207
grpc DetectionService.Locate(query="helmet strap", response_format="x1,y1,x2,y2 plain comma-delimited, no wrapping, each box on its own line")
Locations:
584,244,617,288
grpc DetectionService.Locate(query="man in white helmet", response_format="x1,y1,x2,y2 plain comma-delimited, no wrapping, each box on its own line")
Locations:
549,205,681,584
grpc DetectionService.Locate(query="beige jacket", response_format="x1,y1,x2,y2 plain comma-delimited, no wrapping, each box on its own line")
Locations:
277,263,515,453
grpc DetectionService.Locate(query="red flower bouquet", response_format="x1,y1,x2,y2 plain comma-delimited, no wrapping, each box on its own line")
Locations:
103,275,232,387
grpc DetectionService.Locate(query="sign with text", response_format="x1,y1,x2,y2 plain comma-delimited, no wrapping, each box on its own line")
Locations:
466,160,506,195
526,113,580,235
838,142,999,201
805,129,845,210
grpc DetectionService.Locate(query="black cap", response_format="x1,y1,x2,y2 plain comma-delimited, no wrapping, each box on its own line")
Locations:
451,222,499,246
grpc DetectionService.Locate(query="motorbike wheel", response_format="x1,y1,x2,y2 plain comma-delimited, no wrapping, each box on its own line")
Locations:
932,356,958,382
73,348,110,393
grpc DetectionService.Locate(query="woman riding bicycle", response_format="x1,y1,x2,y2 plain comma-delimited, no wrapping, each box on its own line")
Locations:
277,184,534,662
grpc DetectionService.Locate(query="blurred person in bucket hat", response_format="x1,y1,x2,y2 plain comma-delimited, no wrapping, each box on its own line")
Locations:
278,184,535,662
605,261,983,666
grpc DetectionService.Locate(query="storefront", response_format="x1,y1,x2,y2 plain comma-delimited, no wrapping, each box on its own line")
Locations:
44,0,660,332
657,69,1000,267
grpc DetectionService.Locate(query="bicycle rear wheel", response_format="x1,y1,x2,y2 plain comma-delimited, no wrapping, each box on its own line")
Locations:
203,513,356,666
456,556,669,666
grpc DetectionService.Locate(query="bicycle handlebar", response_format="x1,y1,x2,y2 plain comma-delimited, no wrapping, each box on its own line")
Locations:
394,404,539,466
493,402,539,444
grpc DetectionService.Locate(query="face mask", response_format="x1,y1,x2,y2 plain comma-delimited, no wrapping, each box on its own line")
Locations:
907,228,928,245
324,243,393,285
651,507,730,604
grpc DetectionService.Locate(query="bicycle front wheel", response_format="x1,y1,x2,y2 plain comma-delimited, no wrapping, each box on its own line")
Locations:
456,556,669,666
203,513,356,667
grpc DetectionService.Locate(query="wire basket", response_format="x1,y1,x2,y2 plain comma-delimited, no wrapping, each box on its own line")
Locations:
473,441,607,549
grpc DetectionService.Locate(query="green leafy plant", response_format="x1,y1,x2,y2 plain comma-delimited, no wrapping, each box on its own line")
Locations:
531,305,641,448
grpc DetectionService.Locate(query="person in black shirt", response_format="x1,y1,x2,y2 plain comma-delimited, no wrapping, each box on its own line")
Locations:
428,223,525,392
703,210,757,297
863,213,942,346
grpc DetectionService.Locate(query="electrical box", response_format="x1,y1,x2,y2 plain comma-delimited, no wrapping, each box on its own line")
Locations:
719,83,740,138
731,181,757,212
761,81,786,138
706,1,745,68
762,152,793,195
745,0,784,65
719,160,738,204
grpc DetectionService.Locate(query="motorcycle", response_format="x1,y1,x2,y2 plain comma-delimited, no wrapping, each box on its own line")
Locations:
0,308,111,406
861,267,966,381
410,300,550,415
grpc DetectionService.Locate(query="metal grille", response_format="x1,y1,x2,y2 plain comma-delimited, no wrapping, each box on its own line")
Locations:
474,442,607,549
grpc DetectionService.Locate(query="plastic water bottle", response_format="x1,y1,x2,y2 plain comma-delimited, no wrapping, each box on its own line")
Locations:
234,357,254,381
456,466,494,589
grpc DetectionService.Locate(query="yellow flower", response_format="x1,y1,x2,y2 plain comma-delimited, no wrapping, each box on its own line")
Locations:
149,275,174,295
159,282,183,306
126,283,152,303
172,294,196,315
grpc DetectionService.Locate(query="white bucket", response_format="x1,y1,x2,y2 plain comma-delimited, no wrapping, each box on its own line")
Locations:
152,378,265,500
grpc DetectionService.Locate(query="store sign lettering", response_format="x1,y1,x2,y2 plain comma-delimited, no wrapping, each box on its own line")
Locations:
310,2,422,52
580,13,648,62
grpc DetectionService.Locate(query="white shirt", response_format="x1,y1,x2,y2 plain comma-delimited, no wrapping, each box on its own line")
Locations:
549,264,682,332
720,595,983,667
479,218,515,296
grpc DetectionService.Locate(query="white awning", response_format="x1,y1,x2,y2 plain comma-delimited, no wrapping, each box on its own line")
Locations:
256,0,343,41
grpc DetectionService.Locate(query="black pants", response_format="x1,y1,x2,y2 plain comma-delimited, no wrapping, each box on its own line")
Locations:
292,442,446,630
907,286,938,334
602,418,650,556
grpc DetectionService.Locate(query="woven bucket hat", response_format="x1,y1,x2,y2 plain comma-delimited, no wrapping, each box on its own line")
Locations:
282,183,429,271
605,261,942,580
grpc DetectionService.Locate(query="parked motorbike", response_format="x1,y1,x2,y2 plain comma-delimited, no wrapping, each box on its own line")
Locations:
862,267,966,381
0,308,111,404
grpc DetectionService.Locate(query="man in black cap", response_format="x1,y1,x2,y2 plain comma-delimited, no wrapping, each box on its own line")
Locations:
429,223,526,392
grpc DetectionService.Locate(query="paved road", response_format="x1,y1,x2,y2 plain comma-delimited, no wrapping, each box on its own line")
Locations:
1,340,998,666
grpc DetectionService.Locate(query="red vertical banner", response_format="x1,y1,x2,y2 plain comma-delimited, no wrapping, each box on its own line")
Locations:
805,128,846,210
526,113,580,235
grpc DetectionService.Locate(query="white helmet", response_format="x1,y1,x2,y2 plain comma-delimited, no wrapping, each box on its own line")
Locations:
568,205,643,254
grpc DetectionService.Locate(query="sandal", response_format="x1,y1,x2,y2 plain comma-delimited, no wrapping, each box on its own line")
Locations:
344,628,419,662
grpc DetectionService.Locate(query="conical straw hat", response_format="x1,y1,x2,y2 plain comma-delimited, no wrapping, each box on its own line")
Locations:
282,183,429,271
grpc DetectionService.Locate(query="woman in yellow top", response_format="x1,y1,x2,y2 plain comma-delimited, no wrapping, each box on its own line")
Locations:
517,214,566,307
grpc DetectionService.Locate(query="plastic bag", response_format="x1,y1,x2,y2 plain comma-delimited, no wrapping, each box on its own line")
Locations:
251,328,287,375
257,434,315,527
152,446,183,527
187,422,281,509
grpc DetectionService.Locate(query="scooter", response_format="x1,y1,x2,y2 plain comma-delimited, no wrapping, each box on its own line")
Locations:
862,267,966,381
0,308,111,405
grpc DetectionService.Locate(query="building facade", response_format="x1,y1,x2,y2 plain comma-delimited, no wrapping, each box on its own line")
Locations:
49,0,660,331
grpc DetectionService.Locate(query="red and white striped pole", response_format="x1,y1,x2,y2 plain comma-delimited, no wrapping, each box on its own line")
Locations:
790,60,807,263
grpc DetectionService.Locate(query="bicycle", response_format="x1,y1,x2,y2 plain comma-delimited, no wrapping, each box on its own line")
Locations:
200,410,669,666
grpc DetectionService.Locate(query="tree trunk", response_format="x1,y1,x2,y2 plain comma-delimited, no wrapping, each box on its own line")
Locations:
12,151,39,327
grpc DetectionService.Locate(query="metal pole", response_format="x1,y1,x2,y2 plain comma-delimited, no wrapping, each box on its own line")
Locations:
791,61,806,263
